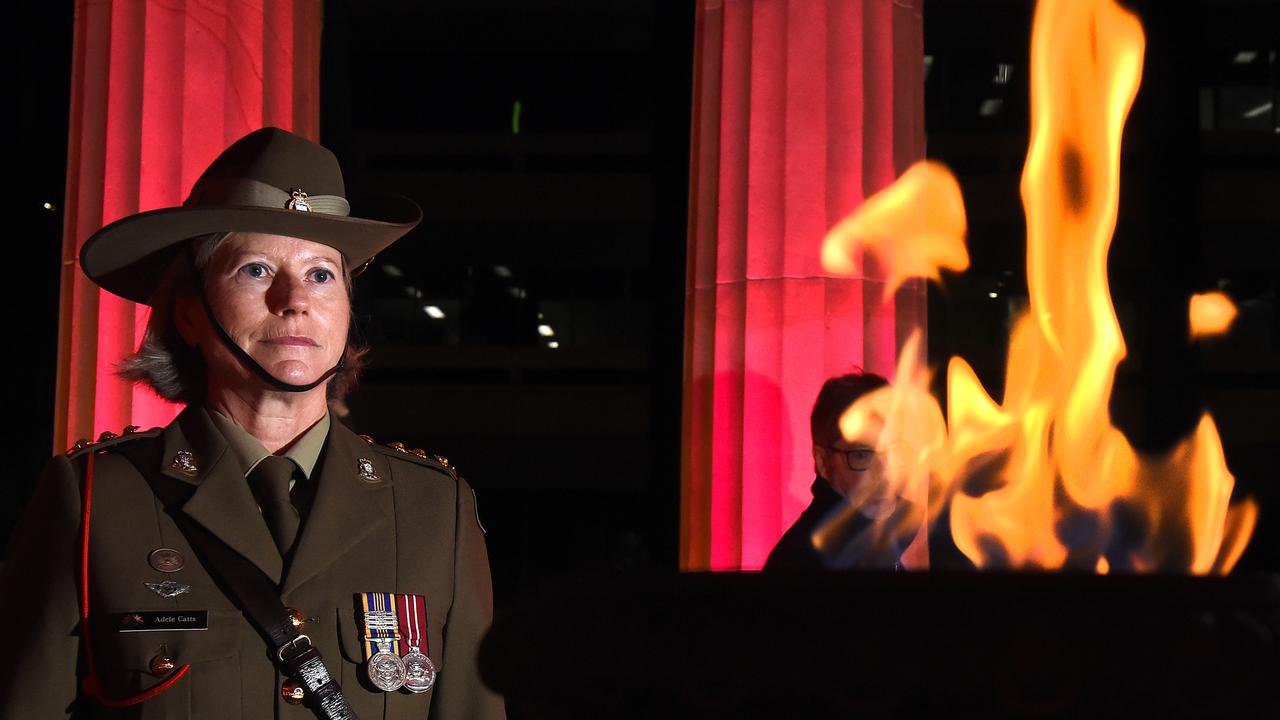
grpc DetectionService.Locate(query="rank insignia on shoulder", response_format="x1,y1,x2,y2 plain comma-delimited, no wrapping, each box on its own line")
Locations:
65,426,162,457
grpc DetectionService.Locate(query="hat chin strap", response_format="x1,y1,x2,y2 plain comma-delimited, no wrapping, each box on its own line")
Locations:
187,251,344,394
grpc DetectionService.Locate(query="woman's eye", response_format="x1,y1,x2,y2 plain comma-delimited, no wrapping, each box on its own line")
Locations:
239,263,269,279
310,268,334,283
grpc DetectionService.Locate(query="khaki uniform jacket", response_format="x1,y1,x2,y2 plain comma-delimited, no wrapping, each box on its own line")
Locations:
0,407,506,719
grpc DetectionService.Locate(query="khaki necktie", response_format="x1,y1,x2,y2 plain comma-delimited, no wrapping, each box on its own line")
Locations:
248,455,301,557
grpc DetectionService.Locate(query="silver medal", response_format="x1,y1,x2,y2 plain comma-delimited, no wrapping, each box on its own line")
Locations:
401,648,437,693
367,645,407,692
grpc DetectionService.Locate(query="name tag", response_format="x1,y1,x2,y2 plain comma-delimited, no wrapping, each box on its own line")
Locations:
117,610,209,632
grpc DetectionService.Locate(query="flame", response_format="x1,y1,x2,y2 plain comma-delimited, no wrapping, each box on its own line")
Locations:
822,160,969,299
818,0,1256,574
837,332,943,511
1188,291,1238,338
812,332,941,565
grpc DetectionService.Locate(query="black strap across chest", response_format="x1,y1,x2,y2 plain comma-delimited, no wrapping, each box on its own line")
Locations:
112,439,360,720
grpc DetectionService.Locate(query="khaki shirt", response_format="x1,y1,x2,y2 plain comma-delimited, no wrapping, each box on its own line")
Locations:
0,406,505,719
208,408,328,482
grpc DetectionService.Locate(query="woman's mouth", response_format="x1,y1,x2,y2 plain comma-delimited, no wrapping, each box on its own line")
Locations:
266,336,319,347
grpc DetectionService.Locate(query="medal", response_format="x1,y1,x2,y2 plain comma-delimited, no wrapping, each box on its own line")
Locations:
401,649,435,693
358,592,406,692
367,646,407,692
395,593,437,693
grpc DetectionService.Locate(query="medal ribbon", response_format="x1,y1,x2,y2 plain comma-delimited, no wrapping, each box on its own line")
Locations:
394,594,429,655
359,592,401,659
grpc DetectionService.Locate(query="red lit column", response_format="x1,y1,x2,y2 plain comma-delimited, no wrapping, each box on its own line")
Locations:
681,0,926,571
55,0,321,452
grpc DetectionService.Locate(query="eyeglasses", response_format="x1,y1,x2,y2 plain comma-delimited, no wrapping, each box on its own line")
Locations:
825,444,903,472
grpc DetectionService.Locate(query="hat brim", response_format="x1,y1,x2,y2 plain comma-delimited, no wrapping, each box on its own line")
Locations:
80,195,422,305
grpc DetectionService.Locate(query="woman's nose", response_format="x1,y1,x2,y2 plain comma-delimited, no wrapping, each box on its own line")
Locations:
268,273,309,314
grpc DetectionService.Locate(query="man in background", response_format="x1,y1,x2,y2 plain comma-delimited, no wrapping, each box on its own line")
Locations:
764,371,920,572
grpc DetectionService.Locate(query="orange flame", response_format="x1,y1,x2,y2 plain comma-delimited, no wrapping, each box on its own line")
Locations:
812,332,941,566
1188,291,1238,338
822,160,969,299
818,0,1256,574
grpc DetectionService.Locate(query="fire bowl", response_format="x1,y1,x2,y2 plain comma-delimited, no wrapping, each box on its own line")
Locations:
480,571,1280,718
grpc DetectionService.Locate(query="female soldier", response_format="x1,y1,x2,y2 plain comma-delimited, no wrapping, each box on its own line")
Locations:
0,128,505,719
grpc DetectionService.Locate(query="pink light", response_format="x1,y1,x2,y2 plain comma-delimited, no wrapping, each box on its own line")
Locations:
682,0,925,571
57,0,321,450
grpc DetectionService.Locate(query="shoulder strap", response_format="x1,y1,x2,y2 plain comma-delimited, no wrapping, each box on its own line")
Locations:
112,440,361,720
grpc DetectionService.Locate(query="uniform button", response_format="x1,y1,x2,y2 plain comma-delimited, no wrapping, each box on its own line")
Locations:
149,652,176,676
281,680,306,705
287,607,306,629
148,548,185,573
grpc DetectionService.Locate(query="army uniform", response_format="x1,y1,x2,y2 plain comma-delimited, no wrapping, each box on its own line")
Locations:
0,406,506,719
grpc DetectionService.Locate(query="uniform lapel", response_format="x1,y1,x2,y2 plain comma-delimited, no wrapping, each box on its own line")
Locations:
282,421,392,596
161,407,284,584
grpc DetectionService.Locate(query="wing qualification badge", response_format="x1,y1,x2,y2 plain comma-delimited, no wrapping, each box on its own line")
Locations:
395,593,437,693
358,592,407,692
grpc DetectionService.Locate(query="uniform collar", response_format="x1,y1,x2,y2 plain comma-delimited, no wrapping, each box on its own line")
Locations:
158,405,391,589
207,408,330,480
159,405,283,582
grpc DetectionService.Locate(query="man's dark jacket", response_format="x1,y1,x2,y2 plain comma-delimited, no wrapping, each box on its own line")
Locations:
763,476,912,572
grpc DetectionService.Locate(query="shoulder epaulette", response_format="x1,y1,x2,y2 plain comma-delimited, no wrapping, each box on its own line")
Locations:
356,434,459,479
65,426,164,459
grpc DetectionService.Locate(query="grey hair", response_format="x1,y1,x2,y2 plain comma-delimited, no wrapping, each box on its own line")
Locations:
116,232,367,404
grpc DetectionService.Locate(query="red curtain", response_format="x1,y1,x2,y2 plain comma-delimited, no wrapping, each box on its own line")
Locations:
55,0,322,453
681,0,926,571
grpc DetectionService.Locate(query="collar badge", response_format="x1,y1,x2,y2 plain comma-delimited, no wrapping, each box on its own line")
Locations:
357,458,380,483
169,449,198,476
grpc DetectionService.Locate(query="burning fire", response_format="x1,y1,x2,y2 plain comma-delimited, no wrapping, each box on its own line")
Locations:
820,0,1256,573
822,161,970,300
1188,291,1239,339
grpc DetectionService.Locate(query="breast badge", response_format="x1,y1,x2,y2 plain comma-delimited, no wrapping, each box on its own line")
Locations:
143,580,191,598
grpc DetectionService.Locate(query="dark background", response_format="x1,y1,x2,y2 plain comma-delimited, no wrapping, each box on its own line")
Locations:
7,0,1278,610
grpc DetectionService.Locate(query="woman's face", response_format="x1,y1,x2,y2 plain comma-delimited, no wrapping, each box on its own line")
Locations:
182,232,350,391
